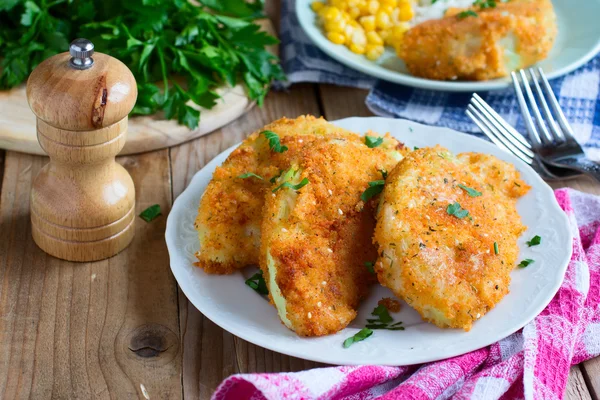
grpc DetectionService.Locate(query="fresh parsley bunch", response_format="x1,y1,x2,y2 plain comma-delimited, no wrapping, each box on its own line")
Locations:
0,0,285,128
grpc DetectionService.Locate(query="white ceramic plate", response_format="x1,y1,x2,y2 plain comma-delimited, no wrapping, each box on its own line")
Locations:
166,117,572,366
296,0,600,92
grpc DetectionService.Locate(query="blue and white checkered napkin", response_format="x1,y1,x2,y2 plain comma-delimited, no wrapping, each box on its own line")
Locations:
277,0,600,161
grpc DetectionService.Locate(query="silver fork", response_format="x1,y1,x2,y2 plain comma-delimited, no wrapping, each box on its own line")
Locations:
466,93,581,181
511,67,600,183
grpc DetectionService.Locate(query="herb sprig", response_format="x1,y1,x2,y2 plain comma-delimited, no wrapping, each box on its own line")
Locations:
365,136,383,148
343,328,373,348
361,180,385,202
245,270,268,295
446,202,469,219
526,235,541,247
139,204,161,222
0,0,284,129
366,304,404,330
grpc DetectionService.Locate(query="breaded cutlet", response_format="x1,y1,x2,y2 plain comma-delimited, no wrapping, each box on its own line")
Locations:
373,146,530,331
400,0,556,81
260,134,408,336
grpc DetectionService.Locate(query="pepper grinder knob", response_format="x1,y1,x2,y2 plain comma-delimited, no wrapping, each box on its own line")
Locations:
69,38,95,70
26,38,138,262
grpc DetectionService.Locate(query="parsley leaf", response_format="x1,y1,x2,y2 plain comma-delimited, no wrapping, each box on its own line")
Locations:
446,202,469,219
343,328,373,348
365,136,384,148
270,170,283,183
245,270,268,295
238,172,263,180
474,0,497,9
458,10,478,18
364,261,375,274
526,235,541,247
360,180,385,202
0,0,284,128
518,259,534,268
372,304,393,324
272,177,309,193
139,204,162,222
365,303,405,330
261,130,288,153
457,184,482,197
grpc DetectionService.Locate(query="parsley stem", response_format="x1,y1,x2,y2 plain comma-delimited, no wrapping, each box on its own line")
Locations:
156,45,169,98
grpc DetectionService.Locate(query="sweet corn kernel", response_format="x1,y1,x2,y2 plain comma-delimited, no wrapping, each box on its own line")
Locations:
359,15,376,31
366,44,384,60
331,0,348,11
366,0,380,14
350,27,367,46
379,4,394,14
379,29,390,43
391,22,409,40
366,30,384,45
350,43,366,54
325,18,346,33
327,31,346,44
311,1,325,12
376,10,392,29
348,6,361,18
323,7,341,21
398,3,413,21
381,0,397,6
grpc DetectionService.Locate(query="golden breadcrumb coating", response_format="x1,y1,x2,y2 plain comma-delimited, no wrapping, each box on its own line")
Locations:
373,146,530,331
194,116,405,275
260,134,407,337
400,0,557,81
194,116,361,274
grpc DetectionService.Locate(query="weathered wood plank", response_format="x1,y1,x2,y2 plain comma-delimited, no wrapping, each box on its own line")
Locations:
170,84,324,399
565,366,593,400
319,86,372,120
0,150,181,399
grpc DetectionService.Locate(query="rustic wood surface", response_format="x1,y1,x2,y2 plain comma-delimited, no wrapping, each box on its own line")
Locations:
1,1,600,399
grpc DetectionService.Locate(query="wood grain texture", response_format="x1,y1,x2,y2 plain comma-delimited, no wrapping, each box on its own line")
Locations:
171,84,324,399
0,150,181,399
566,366,593,400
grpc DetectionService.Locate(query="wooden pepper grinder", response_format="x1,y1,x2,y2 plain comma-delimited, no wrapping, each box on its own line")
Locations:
27,38,137,262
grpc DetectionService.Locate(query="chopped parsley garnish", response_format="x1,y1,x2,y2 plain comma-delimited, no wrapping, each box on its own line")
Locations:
139,204,161,222
446,202,469,219
245,271,268,295
494,242,499,255
238,172,264,180
343,328,373,348
364,261,376,274
365,303,405,330
457,184,482,197
360,180,385,202
474,0,497,9
272,177,309,193
270,170,283,183
365,136,384,148
380,169,388,179
458,10,478,18
518,259,534,268
526,235,541,247
261,130,288,153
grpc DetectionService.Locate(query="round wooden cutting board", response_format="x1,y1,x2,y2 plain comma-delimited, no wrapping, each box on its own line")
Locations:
0,20,275,156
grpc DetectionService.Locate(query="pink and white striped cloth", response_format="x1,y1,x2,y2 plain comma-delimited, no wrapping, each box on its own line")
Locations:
213,188,600,400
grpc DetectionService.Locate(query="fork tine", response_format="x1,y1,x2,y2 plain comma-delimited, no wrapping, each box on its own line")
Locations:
467,105,533,165
511,72,544,147
471,94,532,149
518,70,554,143
470,95,535,158
528,68,565,142
537,67,577,142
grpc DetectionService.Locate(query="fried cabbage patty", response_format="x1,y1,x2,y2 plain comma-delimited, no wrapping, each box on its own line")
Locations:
373,146,530,331
194,116,403,275
261,135,408,336
400,0,556,81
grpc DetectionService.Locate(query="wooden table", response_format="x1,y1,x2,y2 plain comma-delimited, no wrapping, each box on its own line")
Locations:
1,3,600,399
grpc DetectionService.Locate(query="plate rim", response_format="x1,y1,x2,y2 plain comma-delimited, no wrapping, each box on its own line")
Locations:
294,0,600,92
166,117,573,366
